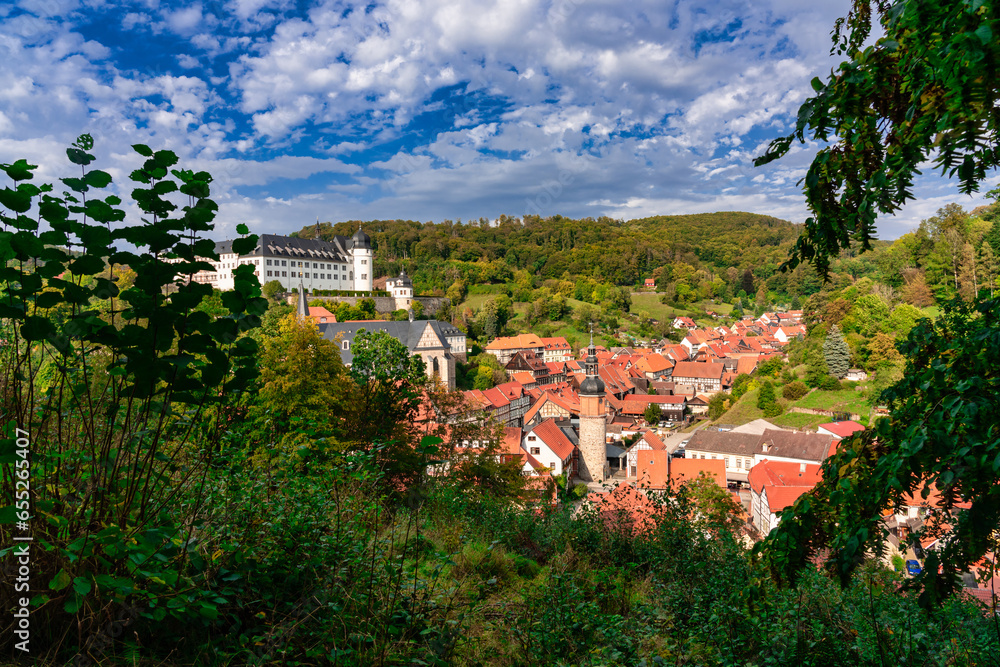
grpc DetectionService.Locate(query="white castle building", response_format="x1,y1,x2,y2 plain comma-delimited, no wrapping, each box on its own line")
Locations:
188,229,374,292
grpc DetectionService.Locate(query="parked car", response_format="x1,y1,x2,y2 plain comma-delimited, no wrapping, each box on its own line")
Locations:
906,560,922,576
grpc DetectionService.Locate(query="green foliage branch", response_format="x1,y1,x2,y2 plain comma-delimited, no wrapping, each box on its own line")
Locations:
758,296,1000,609
755,0,1000,276
0,136,266,656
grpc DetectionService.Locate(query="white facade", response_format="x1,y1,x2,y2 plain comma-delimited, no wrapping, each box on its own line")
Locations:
186,231,373,293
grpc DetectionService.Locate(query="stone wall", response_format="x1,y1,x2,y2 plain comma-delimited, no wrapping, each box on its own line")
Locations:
287,293,450,315
788,406,862,421
578,416,608,482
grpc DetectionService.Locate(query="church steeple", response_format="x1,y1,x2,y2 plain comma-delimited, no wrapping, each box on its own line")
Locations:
580,325,605,396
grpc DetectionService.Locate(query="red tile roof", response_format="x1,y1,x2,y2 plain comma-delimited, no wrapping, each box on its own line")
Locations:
486,334,544,350
672,361,725,380
623,394,687,405
636,450,671,488
529,418,576,461
670,458,727,489
748,459,823,513
818,421,866,439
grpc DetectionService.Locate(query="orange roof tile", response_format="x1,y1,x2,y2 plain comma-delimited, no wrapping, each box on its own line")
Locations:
529,418,576,460
669,458,727,488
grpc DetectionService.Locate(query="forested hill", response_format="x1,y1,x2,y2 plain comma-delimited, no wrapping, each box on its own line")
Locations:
294,212,823,293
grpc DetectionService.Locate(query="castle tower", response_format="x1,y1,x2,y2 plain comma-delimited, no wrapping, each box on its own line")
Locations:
351,227,373,291
577,333,607,482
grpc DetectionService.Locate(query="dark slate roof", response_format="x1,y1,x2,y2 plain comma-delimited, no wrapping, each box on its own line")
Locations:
758,429,833,462
389,269,413,286
686,428,835,463
686,431,762,456
437,322,465,338
319,320,453,365
559,425,579,446
352,228,372,249
215,233,358,261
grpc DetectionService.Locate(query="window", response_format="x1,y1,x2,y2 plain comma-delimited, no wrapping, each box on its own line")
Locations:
362,259,367,265
267,270,272,277
298,261,303,267
266,259,271,265
745,458,752,469
313,262,318,268
361,274,367,280
530,447,540,455
735,458,742,469
342,340,350,350
725,456,730,467
281,260,287,266
528,435,536,441
305,273,309,278
282,271,287,277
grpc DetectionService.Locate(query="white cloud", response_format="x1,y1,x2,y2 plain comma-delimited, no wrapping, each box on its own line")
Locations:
0,0,975,242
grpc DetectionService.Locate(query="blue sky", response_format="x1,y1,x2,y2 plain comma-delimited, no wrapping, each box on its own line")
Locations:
0,0,989,241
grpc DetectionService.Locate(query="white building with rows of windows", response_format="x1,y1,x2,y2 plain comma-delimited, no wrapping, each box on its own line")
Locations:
188,229,374,292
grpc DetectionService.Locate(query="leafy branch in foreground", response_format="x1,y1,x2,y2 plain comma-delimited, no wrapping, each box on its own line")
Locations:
758,296,1000,609
0,135,265,657
756,0,1000,276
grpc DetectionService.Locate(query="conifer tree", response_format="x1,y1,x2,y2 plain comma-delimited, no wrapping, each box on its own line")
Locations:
823,324,850,379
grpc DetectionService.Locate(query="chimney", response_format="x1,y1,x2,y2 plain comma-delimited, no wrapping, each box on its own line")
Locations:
799,462,806,475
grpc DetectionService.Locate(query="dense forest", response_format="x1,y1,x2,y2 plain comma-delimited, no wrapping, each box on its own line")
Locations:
298,204,1000,309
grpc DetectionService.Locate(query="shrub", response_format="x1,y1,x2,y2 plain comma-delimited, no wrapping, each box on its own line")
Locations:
819,375,842,391
782,381,809,401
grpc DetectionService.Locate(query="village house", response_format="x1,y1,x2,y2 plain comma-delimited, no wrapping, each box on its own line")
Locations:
495,381,532,427
685,429,835,485
748,459,823,534
522,418,577,477
669,458,727,489
684,431,762,483
505,350,551,385
540,336,573,363
485,333,545,365
671,361,725,394
522,391,580,427
624,430,668,478
621,394,687,423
